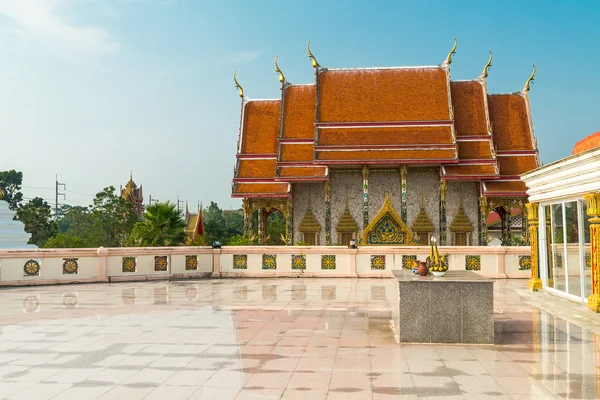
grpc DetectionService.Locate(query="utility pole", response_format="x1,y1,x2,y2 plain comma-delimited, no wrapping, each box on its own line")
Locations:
149,195,158,205
177,196,184,214
55,174,66,216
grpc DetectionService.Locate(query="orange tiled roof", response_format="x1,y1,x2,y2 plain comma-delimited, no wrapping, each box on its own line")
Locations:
573,131,600,154
318,68,451,123
450,81,489,136
279,143,314,162
317,126,454,146
316,149,456,162
457,140,494,160
483,181,528,197
443,164,498,178
497,155,539,176
487,94,534,151
241,100,281,154
232,183,290,198
236,159,277,179
277,166,328,180
281,85,316,139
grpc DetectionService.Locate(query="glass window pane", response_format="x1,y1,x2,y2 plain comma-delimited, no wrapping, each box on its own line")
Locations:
551,204,565,293
565,201,581,297
582,200,592,298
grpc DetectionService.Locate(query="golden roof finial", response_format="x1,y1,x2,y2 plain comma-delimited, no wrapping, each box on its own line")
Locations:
444,36,457,66
307,40,320,69
523,63,536,93
130,170,133,181
482,49,492,79
274,56,285,83
233,71,244,98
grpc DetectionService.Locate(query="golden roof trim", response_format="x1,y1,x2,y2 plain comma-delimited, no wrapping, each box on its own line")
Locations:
449,206,473,233
233,71,244,97
362,194,414,245
411,207,434,232
307,40,320,69
336,208,358,233
274,56,285,83
299,207,321,233
482,49,492,79
442,36,457,66
523,63,536,93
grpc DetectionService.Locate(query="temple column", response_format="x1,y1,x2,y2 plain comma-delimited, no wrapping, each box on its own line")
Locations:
583,193,600,312
526,202,542,291
362,165,369,229
284,198,293,246
257,208,266,245
400,166,407,224
243,199,252,239
324,180,331,245
546,208,554,287
501,200,511,244
479,196,488,246
520,200,529,244
439,179,447,245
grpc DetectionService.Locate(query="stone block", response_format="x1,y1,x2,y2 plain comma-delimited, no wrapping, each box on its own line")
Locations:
399,281,431,342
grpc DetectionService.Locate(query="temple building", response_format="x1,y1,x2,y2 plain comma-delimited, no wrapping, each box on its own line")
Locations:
120,173,144,218
231,40,540,246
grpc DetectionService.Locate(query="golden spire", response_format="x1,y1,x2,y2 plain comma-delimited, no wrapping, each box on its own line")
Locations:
307,40,320,69
233,71,244,97
482,49,492,79
130,170,133,181
443,36,457,66
274,56,285,83
0,186,4,201
523,63,536,93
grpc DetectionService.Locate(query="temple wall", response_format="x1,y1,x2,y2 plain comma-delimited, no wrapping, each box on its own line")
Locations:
292,182,325,245
330,171,363,244
446,181,479,245
406,168,440,236
367,170,402,226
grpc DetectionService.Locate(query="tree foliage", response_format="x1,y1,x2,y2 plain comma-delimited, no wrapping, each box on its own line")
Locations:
201,201,244,245
0,170,23,210
127,201,186,247
15,197,57,247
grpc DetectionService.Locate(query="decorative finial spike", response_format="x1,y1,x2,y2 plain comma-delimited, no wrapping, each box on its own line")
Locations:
233,71,244,98
307,40,320,69
130,170,133,181
444,36,458,66
523,63,536,93
482,49,492,79
274,55,285,83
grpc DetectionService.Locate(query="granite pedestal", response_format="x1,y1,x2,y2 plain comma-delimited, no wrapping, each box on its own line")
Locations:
392,270,494,344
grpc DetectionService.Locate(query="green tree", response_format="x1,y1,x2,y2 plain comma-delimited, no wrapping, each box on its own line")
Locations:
127,201,186,247
45,205,95,248
90,186,138,247
15,197,57,247
0,170,23,210
265,211,286,245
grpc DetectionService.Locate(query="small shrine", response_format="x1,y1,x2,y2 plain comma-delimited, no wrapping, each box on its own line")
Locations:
120,172,144,218
231,40,540,245
0,187,37,249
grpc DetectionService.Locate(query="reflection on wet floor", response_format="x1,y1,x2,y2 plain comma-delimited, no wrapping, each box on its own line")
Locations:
0,278,598,399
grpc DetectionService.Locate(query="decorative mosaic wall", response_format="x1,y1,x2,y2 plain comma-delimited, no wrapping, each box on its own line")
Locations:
292,182,325,244
154,256,168,272
185,255,198,271
292,285,306,301
466,255,481,271
322,285,336,300
122,257,136,273
400,166,407,223
291,255,306,270
262,254,277,270
367,170,402,228
329,170,364,242
62,258,78,275
23,259,40,276
518,255,532,270
233,255,247,269
321,255,336,270
406,168,439,238
402,255,417,269
446,181,479,245
371,255,386,270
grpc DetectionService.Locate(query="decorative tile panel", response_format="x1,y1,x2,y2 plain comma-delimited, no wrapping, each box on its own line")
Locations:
262,285,276,301
233,255,247,269
185,255,198,271
371,255,386,270
291,255,306,270
466,255,481,271
518,255,532,270
122,257,136,273
402,255,417,270
262,254,277,270
322,285,336,300
321,255,336,270
62,258,78,275
154,256,168,272
292,285,306,301
372,286,386,301
23,259,40,276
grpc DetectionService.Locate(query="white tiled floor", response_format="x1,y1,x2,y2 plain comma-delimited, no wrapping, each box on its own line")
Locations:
0,278,599,399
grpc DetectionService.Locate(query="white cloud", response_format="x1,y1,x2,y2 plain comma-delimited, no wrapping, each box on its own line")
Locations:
0,0,118,55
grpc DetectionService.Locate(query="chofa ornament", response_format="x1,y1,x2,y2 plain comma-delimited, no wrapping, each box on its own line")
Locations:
426,236,448,277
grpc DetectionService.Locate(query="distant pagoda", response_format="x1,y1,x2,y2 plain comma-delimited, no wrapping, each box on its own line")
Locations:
120,172,144,217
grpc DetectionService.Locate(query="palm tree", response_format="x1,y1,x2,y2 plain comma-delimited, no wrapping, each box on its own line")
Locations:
127,201,186,247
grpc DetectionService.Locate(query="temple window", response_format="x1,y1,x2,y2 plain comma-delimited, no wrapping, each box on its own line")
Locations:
411,194,434,246
454,232,468,246
336,205,358,246
449,194,474,246
417,232,431,246
303,232,317,246
299,205,321,246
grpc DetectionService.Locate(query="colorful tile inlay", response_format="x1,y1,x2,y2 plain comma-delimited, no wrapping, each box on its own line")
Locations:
402,255,417,270
466,255,481,271
291,255,306,270
122,257,136,273
154,256,168,272
62,258,78,275
185,255,198,271
23,259,40,276
292,285,306,301
262,285,276,300
233,255,247,269
262,254,277,270
321,255,336,270
322,285,336,300
371,255,386,270
518,255,532,270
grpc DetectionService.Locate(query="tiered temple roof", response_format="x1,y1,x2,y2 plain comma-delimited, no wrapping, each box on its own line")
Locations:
231,41,539,199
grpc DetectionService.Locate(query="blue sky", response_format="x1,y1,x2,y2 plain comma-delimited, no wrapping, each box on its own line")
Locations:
1,0,599,210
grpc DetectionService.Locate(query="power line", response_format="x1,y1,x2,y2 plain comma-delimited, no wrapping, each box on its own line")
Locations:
65,189,94,197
